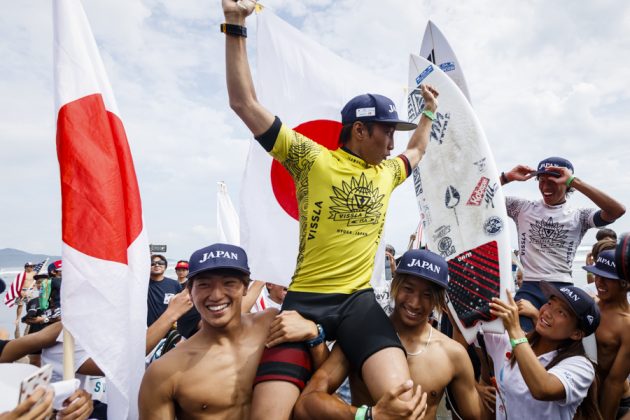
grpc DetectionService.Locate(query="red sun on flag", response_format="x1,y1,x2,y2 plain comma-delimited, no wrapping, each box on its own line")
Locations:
270,120,342,220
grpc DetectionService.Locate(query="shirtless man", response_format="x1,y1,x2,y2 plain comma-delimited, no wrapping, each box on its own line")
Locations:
294,249,483,419
583,249,630,419
139,243,325,419
221,0,439,416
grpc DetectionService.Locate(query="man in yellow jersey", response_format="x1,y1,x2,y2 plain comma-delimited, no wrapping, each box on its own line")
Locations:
222,0,438,417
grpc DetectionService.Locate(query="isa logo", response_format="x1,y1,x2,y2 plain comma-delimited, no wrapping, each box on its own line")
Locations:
439,62,456,72
415,65,434,85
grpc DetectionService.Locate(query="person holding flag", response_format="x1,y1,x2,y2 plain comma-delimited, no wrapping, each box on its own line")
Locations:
222,0,439,417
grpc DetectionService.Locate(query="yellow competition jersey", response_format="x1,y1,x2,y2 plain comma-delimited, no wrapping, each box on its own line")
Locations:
270,123,409,294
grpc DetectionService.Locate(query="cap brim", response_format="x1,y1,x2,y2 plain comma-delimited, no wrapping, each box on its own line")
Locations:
392,121,418,131
539,281,579,319
582,265,621,280
188,265,250,280
534,170,562,177
394,268,448,289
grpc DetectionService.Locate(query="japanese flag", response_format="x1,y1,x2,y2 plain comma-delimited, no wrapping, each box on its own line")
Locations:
54,1,149,418
241,10,402,288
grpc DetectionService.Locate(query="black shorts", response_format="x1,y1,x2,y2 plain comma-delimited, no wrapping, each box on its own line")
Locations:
254,289,403,388
0,339,8,359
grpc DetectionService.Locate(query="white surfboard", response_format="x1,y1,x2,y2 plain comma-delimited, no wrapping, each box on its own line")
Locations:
419,20,471,103
407,54,512,343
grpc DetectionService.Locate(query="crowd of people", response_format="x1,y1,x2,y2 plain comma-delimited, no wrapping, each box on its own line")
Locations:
2,1,629,419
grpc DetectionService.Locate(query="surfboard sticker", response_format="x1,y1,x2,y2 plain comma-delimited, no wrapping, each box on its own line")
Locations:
447,241,500,328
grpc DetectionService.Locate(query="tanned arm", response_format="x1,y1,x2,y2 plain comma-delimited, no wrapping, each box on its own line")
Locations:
490,292,567,401
138,359,177,420
222,0,274,136
402,85,439,169
145,289,192,355
0,322,62,363
448,342,484,419
600,330,630,419
241,280,265,313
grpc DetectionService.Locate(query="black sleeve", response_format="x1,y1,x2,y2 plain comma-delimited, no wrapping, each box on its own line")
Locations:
255,116,282,152
398,154,412,178
593,210,611,227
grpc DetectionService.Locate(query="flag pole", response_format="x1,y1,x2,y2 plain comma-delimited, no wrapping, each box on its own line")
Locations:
63,327,75,380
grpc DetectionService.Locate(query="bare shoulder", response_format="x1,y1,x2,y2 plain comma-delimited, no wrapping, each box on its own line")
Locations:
249,307,279,326
433,328,470,361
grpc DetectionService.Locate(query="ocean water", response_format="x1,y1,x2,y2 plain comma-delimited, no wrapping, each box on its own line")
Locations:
0,247,592,339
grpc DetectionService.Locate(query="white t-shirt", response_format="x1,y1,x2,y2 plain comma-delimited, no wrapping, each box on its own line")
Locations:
506,197,598,283
250,287,282,313
484,332,594,420
41,332,91,388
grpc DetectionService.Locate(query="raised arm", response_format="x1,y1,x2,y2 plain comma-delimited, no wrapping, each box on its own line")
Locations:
222,0,275,136
500,165,536,185
0,321,62,363
547,166,625,223
600,330,630,419
145,289,192,355
402,84,439,168
490,291,567,400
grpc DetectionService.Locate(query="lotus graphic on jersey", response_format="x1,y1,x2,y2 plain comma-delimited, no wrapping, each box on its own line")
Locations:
529,217,568,249
329,173,384,226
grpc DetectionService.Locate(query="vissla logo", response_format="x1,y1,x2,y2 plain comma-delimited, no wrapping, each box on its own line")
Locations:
466,177,490,206
430,112,451,145
328,173,384,226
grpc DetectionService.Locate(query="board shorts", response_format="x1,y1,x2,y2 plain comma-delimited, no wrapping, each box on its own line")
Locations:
254,288,403,390
515,281,572,331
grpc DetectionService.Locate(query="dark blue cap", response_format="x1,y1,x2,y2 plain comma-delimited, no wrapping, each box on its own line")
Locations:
47,260,62,275
540,281,600,336
534,156,574,177
583,250,620,280
395,249,448,289
341,93,417,131
188,243,250,280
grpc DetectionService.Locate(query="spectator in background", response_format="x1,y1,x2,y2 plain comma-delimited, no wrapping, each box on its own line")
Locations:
585,228,617,284
175,260,189,286
47,261,63,320
385,244,396,281
147,255,182,327
251,283,287,312
582,238,617,297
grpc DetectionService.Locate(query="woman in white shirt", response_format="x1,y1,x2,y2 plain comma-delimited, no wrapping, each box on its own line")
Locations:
484,281,601,420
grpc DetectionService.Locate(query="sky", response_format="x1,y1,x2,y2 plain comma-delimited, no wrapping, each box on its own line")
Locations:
1,0,629,263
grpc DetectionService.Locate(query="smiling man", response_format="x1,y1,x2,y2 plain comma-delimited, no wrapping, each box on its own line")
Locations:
500,156,625,330
139,244,279,419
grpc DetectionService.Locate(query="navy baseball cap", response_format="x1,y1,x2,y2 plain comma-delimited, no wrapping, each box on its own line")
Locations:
395,249,448,289
583,250,621,280
534,156,574,177
188,243,250,280
540,281,600,336
341,93,417,131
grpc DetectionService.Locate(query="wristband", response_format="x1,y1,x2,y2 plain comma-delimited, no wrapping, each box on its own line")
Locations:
566,175,575,187
510,337,528,349
220,23,247,38
306,323,325,348
355,405,368,420
366,406,373,420
501,172,509,184
422,109,436,121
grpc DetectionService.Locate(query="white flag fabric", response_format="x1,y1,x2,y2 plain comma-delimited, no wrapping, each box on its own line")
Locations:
217,181,240,245
241,10,403,288
53,1,149,418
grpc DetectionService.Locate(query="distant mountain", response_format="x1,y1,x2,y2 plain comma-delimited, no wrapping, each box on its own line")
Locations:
0,248,61,270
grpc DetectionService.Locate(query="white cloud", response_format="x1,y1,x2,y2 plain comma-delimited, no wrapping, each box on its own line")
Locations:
1,0,629,263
